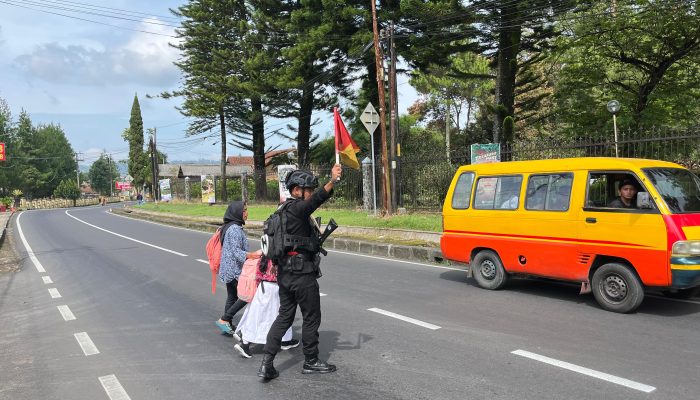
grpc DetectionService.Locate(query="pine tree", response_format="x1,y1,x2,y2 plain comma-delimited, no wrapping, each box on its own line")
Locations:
126,95,146,190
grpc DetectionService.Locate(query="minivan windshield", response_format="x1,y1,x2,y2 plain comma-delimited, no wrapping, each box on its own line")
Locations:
643,168,700,213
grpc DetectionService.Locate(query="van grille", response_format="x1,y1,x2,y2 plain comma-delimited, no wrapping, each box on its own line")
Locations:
578,254,592,265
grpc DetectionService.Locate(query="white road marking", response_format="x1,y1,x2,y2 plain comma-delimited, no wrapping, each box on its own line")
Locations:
57,305,76,321
108,210,214,235
65,210,187,257
42,276,53,284
74,332,100,356
48,288,62,298
99,375,132,400
196,259,209,264
511,349,656,393
15,212,47,273
368,307,441,330
319,293,327,297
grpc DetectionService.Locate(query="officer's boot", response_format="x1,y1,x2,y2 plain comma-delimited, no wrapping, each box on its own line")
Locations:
258,354,279,380
302,357,337,374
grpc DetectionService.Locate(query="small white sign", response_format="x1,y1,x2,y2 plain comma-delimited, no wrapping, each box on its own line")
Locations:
360,103,380,134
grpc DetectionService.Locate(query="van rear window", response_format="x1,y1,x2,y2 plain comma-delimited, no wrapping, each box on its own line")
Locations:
474,176,522,210
451,172,475,209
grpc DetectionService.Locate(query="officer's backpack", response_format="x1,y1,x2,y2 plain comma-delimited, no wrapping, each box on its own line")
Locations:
261,200,294,264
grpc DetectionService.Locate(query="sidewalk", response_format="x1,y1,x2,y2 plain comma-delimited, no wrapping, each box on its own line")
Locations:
111,207,453,266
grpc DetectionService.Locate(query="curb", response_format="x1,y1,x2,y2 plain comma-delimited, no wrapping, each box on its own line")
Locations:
111,208,449,265
0,212,13,247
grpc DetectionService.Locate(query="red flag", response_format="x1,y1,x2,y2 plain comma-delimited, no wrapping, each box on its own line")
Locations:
334,108,360,169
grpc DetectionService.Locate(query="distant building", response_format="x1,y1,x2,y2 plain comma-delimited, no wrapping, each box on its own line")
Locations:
226,148,296,178
158,164,251,180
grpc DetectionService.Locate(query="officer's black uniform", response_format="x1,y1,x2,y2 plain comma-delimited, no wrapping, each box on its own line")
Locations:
259,171,336,379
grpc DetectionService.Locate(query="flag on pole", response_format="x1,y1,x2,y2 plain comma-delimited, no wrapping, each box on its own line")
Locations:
334,108,360,170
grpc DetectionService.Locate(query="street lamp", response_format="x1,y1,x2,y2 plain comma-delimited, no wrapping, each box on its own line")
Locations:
607,100,621,158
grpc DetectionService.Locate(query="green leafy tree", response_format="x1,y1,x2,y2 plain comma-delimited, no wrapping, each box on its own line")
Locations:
88,154,119,195
32,124,77,198
54,179,81,206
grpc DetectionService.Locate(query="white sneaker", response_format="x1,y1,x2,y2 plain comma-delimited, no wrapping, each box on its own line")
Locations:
234,343,252,359
281,339,300,350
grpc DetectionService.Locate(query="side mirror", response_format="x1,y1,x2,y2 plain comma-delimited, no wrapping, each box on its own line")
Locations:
637,192,653,209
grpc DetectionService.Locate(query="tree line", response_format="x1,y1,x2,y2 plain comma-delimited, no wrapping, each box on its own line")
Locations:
161,0,699,200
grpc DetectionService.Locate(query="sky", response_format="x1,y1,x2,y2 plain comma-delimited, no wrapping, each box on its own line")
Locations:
0,0,418,166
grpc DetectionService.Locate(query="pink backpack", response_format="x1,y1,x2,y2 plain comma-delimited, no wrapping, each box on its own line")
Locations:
205,229,222,294
237,258,259,302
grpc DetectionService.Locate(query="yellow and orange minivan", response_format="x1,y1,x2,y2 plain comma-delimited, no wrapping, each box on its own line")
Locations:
441,157,700,313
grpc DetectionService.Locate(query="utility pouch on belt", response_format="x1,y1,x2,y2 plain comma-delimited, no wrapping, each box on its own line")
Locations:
283,254,321,275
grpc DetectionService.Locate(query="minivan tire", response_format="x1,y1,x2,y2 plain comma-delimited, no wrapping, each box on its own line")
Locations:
471,250,508,290
592,263,644,313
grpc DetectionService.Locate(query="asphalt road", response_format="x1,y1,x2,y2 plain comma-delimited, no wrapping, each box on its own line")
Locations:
1,205,699,400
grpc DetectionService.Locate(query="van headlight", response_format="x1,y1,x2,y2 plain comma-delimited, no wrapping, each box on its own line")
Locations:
672,241,700,257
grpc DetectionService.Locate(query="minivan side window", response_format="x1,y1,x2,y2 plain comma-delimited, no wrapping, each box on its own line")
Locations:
525,173,573,211
586,172,651,211
474,175,523,210
451,172,475,209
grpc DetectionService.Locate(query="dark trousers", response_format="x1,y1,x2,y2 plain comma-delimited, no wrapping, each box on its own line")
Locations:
264,272,321,359
222,280,247,322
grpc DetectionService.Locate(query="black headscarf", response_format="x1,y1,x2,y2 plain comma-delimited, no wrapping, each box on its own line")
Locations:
220,201,245,243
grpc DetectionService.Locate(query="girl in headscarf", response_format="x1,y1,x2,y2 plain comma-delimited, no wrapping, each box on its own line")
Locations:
215,201,261,334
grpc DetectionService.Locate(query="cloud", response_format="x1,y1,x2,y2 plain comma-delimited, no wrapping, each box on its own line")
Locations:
14,18,181,87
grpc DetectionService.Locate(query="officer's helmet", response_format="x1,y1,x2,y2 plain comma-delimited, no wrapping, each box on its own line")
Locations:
285,169,318,191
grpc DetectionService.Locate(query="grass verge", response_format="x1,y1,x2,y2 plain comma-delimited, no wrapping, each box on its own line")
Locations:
138,202,441,232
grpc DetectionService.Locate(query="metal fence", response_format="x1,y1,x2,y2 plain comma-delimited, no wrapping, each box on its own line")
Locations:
162,127,700,211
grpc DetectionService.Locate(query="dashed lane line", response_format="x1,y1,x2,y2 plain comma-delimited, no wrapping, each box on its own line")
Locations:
65,210,187,257
48,288,62,299
74,332,100,356
99,375,132,400
368,307,441,330
57,305,76,321
42,276,53,284
15,212,47,273
196,259,209,264
511,349,656,393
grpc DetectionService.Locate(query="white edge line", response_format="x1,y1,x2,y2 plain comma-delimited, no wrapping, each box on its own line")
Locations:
65,210,188,257
74,332,99,356
108,209,213,235
15,212,47,273
196,259,209,264
42,276,53,284
57,305,76,321
99,374,132,400
511,350,656,393
368,307,441,330
48,288,62,299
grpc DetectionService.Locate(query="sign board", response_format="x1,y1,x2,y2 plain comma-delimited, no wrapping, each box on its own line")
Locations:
159,178,172,201
360,103,380,134
277,165,297,203
470,143,501,164
201,175,215,204
115,182,132,190
0,142,5,161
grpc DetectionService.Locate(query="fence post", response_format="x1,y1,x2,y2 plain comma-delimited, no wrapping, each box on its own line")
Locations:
185,177,191,202
241,172,248,203
362,157,375,214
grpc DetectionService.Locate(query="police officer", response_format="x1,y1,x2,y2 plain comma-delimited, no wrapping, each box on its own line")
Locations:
258,164,342,380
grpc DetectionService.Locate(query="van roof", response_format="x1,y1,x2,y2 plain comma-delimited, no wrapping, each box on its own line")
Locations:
458,157,683,174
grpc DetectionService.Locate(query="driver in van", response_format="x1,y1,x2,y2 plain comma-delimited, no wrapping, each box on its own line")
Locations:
608,178,638,208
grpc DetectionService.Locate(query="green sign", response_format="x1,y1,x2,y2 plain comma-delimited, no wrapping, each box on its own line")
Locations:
470,143,501,164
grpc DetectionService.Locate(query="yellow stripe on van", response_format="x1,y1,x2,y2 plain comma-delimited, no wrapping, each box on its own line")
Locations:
681,226,700,241
671,264,700,271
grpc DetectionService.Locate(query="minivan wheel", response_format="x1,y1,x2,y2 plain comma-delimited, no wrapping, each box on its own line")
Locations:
591,263,644,313
471,250,508,290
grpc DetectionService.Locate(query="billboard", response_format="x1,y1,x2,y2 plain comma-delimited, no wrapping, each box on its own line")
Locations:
277,165,297,203
115,182,132,190
0,142,5,161
470,143,501,164
159,178,172,202
201,175,215,204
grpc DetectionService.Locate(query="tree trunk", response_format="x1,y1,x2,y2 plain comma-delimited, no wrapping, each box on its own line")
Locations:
219,106,227,203
297,84,314,168
493,0,522,153
251,95,267,201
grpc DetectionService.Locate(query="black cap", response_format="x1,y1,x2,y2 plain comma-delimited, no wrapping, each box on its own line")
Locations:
619,178,637,189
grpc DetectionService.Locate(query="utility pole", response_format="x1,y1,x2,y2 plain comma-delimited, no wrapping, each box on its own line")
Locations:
74,152,83,188
445,99,451,161
149,135,157,202
389,22,400,211
107,153,113,198
370,0,392,215
153,127,159,201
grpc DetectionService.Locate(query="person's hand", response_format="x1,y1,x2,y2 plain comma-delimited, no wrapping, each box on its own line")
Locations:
331,164,342,182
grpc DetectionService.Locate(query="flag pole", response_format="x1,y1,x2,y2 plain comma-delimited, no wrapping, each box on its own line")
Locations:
334,107,341,181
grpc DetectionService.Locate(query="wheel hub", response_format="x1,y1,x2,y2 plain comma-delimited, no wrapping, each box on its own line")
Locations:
602,274,628,302
480,260,497,280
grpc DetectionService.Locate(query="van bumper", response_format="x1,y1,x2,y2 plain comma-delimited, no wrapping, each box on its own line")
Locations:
670,256,700,288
